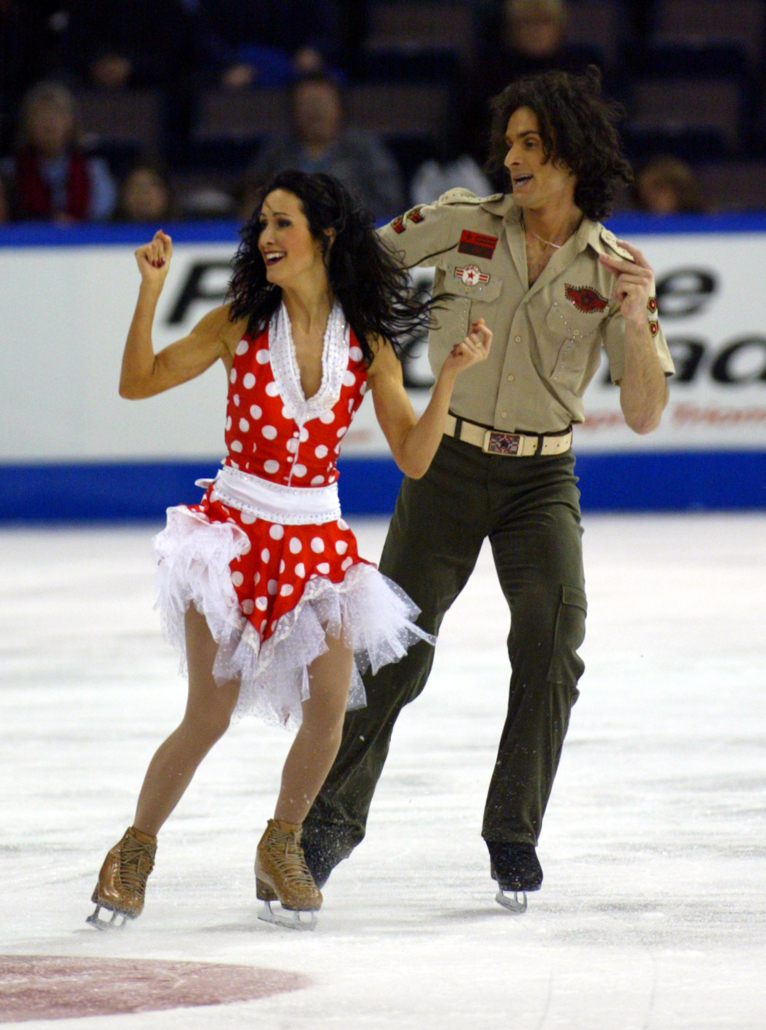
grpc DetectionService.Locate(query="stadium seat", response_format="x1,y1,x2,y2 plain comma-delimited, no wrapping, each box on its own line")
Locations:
655,0,765,66
76,90,161,170
622,41,748,80
347,83,449,190
566,0,625,66
362,48,461,85
346,83,449,139
189,89,288,172
697,161,766,211
629,78,744,155
365,2,475,64
623,125,728,164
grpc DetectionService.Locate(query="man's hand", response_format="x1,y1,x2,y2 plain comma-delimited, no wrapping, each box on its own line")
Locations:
442,319,492,378
598,240,654,325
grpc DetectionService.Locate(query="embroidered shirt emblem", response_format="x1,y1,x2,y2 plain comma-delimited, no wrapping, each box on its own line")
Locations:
565,284,608,313
391,215,406,234
649,320,659,336
454,264,490,287
647,296,658,313
458,230,498,260
406,206,425,223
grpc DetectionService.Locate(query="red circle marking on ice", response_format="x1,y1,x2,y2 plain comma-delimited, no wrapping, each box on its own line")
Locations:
0,956,308,1022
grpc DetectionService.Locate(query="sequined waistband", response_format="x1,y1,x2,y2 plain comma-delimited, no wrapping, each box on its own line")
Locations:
198,464,341,526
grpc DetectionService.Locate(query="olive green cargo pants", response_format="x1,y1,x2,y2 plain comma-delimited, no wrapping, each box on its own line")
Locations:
304,435,587,861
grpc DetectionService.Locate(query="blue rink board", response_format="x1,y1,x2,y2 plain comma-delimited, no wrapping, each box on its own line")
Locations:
0,451,764,522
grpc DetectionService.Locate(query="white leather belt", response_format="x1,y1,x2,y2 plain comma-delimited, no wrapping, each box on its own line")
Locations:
444,413,572,457
197,464,342,525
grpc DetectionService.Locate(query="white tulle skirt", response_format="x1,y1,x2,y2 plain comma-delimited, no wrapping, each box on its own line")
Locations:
153,507,434,731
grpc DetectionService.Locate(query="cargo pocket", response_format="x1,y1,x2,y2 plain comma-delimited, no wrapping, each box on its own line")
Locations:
547,584,587,687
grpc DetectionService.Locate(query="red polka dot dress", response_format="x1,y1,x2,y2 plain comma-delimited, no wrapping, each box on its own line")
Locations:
154,302,433,729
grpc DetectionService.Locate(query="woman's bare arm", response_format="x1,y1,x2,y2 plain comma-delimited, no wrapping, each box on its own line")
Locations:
119,230,245,399
368,319,492,479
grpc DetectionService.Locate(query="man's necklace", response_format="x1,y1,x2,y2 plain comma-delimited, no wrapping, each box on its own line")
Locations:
521,215,565,250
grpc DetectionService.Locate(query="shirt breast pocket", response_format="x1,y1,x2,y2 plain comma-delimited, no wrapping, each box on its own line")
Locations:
438,270,502,331
543,302,604,392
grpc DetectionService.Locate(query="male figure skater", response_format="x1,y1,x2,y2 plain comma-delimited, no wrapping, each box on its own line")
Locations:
303,68,674,909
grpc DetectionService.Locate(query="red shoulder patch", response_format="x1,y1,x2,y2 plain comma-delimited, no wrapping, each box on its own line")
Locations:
391,215,406,234
458,230,498,260
406,206,425,224
565,284,608,314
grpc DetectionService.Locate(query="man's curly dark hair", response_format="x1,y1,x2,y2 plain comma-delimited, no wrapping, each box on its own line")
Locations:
486,67,633,223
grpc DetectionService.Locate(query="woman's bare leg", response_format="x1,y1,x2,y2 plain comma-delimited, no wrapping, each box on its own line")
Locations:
274,632,354,825
133,606,240,835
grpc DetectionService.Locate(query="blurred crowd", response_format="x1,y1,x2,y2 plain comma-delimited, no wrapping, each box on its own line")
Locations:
2,0,766,226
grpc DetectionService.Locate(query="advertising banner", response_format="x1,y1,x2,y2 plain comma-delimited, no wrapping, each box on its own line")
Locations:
1,219,765,515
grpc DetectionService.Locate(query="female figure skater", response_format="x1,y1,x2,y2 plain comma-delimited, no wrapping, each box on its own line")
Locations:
88,170,491,929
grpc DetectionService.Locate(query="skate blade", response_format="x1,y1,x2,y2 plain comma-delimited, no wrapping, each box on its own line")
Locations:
258,900,317,931
86,904,132,930
495,889,528,914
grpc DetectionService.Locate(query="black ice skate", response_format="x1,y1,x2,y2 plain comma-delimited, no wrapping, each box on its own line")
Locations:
486,841,543,914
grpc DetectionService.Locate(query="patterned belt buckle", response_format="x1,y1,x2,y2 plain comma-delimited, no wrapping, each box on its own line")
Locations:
483,430,523,456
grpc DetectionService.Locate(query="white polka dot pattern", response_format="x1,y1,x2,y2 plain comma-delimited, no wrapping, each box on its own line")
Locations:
210,314,373,649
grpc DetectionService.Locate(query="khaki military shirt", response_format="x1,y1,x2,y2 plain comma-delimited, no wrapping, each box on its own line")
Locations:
379,189,675,434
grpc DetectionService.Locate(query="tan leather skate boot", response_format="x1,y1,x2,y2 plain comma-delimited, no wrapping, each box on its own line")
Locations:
255,819,322,928
86,826,157,929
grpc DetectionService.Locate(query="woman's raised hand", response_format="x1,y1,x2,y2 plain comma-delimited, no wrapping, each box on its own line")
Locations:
443,318,492,377
135,230,173,288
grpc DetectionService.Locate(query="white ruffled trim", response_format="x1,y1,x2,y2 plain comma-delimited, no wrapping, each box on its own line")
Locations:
269,301,349,426
153,506,434,731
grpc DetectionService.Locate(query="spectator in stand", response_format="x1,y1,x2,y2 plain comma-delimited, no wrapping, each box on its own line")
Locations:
117,162,173,222
65,0,194,89
192,0,344,89
246,73,404,220
461,0,597,166
1,81,116,222
0,173,10,222
633,156,706,215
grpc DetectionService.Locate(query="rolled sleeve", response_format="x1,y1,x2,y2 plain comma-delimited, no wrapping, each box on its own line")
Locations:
602,306,675,384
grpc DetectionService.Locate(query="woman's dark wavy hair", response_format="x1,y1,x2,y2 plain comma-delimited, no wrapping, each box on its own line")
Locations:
228,170,433,365
486,67,633,222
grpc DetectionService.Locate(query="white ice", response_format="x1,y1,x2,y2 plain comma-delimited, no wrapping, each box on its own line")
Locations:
1,514,765,1029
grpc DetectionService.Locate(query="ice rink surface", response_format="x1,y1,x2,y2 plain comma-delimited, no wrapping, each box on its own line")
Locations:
1,513,765,1028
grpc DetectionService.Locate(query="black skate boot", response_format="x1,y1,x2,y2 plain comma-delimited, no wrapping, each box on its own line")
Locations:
486,841,543,914
300,823,353,889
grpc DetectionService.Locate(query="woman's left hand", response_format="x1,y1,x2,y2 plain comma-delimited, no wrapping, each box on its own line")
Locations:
442,319,493,377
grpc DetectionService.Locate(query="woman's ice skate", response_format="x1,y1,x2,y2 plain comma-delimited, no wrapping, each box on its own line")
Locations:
255,819,322,930
86,826,157,929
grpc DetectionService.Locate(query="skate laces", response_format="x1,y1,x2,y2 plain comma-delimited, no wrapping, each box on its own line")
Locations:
118,834,156,898
266,826,316,889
